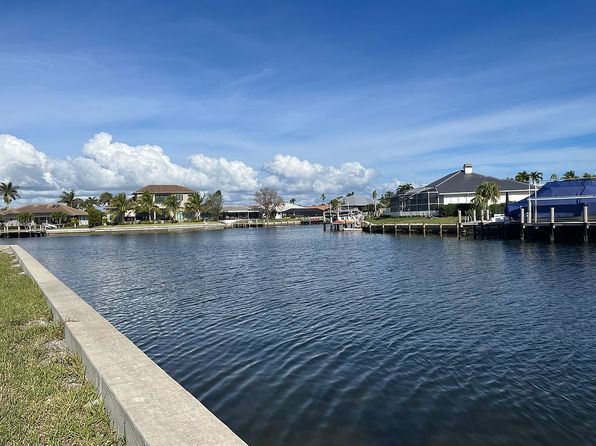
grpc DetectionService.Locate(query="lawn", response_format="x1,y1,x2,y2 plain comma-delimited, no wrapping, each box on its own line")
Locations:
0,252,123,445
366,216,459,224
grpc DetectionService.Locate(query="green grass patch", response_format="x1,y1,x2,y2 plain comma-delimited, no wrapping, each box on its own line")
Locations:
366,216,459,224
0,253,124,445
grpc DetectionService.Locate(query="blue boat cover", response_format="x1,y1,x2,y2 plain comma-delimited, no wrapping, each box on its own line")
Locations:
505,180,596,220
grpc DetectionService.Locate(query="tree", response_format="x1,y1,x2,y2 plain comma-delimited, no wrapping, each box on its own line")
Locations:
550,173,558,181
110,193,130,223
87,207,103,227
184,192,204,220
17,212,33,226
320,193,326,203
379,191,395,208
59,190,76,207
582,172,595,179
99,192,113,206
83,196,99,209
346,191,355,197
205,190,223,220
289,198,296,204
329,196,345,219
396,183,414,194
136,191,158,221
1,182,20,208
372,190,378,216
51,211,68,225
563,170,578,180
472,181,501,210
529,171,543,185
163,194,181,222
255,187,283,219
515,171,530,183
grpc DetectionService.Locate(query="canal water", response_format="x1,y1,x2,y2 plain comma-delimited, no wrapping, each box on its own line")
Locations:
6,227,596,445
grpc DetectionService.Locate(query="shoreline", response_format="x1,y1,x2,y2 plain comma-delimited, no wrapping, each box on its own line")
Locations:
46,222,225,236
5,244,246,445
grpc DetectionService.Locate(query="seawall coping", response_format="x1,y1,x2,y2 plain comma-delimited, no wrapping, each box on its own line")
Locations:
6,245,247,446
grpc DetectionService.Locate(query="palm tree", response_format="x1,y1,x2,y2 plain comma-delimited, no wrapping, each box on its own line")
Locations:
563,170,578,180
0,182,20,208
550,173,558,181
59,190,76,207
530,171,543,185
163,194,181,222
99,192,113,206
396,183,414,194
110,193,130,223
473,181,501,211
515,171,530,183
136,191,158,222
582,172,594,179
184,192,203,221
83,196,99,209
17,212,33,227
289,198,296,204
320,193,326,203
372,190,378,216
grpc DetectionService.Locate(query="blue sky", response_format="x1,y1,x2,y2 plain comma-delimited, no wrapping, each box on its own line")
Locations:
1,1,596,202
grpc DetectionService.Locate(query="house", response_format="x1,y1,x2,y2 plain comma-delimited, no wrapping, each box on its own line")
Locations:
132,185,196,221
342,195,374,213
388,164,529,216
1,203,89,225
221,205,261,220
275,204,330,219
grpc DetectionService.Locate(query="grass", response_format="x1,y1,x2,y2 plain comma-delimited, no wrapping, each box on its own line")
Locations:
366,216,459,224
0,253,124,446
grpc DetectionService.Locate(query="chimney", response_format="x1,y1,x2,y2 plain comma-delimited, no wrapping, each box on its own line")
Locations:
463,163,473,174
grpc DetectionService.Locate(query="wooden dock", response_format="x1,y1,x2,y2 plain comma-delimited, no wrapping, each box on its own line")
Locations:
1,226,47,238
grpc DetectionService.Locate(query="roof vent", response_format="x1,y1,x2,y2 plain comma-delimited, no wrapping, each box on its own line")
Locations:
463,163,473,174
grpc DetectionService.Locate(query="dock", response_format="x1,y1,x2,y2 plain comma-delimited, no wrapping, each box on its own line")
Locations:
1,226,47,238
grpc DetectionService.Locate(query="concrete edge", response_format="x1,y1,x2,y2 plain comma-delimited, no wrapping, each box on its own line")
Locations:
4,245,247,446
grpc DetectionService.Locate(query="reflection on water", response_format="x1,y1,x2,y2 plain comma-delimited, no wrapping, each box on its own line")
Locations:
8,227,596,445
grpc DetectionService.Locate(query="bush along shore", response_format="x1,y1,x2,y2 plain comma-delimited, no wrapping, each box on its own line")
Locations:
0,251,123,445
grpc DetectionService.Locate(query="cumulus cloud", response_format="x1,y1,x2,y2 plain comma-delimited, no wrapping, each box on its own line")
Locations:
1,132,377,204
263,154,376,194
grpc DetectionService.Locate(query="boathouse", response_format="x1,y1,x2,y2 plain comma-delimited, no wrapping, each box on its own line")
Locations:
388,164,529,217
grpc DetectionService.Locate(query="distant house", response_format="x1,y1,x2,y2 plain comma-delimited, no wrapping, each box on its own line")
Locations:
222,205,261,220
132,184,196,221
1,204,89,225
275,203,330,219
342,195,373,213
388,164,529,216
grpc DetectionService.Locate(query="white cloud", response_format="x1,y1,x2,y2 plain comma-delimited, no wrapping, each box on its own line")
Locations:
263,154,376,195
0,133,377,204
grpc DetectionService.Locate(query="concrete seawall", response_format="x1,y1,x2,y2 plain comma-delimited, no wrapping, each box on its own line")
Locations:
6,244,246,446
47,223,225,236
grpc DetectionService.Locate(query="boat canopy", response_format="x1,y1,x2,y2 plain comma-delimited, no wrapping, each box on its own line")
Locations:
505,179,596,220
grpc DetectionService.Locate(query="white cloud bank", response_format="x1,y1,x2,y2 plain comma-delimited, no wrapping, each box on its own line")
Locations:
0,132,376,203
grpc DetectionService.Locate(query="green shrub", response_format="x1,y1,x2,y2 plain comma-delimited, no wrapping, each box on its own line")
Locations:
86,207,103,228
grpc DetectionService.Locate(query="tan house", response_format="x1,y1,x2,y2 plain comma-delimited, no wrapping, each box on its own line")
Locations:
132,184,196,221
1,203,89,225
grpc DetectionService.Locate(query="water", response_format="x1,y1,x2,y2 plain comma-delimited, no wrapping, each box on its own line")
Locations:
6,227,596,445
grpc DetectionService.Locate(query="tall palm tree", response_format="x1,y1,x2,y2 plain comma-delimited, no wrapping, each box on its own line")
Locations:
83,196,99,209
184,192,203,221
110,193,130,223
99,192,113,206
550,173,558,181
320,193,326,203
372,190,378,216
135,191,158,221
515,171,530,183
563,170,578,180
0,182,20,208
59,190,76,207
530,171,543,185
473,181,501,211
163,194,181,222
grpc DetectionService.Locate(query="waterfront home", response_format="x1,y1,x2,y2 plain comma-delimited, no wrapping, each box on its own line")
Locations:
342,195,374,213
132,184,196,221
275,203,329,218
388,164,529,217
222,204,261,220
1,203,89,225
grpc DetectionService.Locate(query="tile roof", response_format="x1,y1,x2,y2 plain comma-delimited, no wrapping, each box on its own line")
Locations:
425,170,528,194
1,203,88,217
133,185,196,194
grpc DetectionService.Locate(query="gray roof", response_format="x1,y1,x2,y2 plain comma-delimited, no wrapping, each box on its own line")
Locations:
344,195,373,207
425,170,528,194
222,204,260,212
